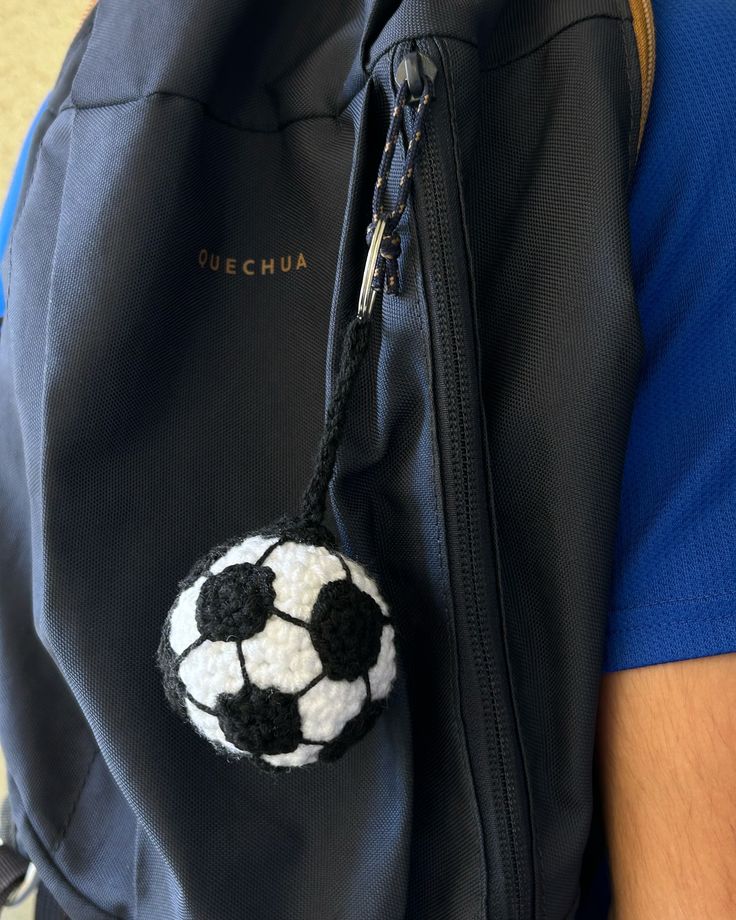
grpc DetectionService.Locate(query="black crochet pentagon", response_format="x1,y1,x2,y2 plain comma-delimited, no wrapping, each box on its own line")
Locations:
177,533,247,593
310,580,384,681
196,562,275,642
215,685,302,756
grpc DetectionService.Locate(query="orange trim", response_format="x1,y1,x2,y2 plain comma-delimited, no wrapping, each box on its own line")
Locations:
629,0,656,151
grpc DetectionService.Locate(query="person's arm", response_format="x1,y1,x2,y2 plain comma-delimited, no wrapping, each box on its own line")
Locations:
596,652,736,919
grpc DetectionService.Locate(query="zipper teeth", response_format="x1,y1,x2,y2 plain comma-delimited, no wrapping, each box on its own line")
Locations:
419,78,523,917
629,0,656,149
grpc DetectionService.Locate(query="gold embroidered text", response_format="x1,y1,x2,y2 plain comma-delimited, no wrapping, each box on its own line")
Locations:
198,248,308,277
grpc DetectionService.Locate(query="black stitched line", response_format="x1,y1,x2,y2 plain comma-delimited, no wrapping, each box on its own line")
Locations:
236,641,250,686
335,552,353,582
52,748,99,853
363,672,372,704
57,32,472,131
173,633,206,667
294,672,325,698
271,608,312,629
185,693,218,716
480,13,629,73
255,536,284,567
617,15,638,172
19,807,118,919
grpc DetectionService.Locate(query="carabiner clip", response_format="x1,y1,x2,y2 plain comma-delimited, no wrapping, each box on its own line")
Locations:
357,215,386,320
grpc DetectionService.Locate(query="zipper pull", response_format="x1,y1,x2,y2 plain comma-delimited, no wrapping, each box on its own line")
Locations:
361,53,436,315
394,51,437,103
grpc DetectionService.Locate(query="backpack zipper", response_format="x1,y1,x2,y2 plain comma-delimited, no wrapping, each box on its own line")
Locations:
397,48,528,917
629,0,656,149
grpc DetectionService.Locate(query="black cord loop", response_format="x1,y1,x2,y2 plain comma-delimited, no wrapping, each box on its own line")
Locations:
366,76,433,294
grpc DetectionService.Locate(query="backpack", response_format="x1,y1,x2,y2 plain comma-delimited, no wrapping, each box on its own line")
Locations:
0,0,655,916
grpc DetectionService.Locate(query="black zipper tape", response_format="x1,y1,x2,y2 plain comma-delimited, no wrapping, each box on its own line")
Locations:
409,40,532,918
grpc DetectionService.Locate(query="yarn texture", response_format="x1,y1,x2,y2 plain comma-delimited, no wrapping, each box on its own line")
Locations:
159,530,396,769
158,70,432,769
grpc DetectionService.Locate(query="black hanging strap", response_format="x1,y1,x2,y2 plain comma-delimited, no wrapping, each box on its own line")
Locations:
297,314,372,527
294,74,434,531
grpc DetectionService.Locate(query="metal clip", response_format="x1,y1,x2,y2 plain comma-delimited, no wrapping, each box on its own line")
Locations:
357,216,386,320
3,860,37,907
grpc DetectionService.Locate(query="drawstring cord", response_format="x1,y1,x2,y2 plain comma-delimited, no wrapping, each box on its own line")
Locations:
295,73,434,529
366,77,434,295
297,313,372,527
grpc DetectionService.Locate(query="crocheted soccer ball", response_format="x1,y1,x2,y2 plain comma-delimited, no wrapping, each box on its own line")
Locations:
158,531,396,769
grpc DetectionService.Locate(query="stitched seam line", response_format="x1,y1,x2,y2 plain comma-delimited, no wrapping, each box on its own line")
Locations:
51,748,99,853
57,15,631,133
63,89,342,133
18,805,118,920
617,15,638,174
480,13,631,73
59,32,476,133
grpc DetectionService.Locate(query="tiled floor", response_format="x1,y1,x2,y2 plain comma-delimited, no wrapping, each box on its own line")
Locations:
1,4,91,916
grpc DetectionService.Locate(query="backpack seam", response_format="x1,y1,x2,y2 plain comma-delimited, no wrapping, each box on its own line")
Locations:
617,16,641,174
479,13,631,73
17,806,118,919
58,32,477,134
57,14,633,135
51,749,99,853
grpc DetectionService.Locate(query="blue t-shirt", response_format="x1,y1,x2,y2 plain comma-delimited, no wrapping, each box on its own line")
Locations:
2,0,735,674
604,0,736,670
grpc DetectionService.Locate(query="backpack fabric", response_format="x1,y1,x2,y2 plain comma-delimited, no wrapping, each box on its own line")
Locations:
0,1,648,917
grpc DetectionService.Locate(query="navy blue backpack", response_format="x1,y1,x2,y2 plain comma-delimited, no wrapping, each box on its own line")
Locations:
0,0,653,916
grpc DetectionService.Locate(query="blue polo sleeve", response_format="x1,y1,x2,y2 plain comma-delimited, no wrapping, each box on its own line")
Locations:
604,0,736,671
0,96,49,317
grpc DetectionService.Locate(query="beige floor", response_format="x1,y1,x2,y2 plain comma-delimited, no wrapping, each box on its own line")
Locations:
1,3,92,914
0,0,91,195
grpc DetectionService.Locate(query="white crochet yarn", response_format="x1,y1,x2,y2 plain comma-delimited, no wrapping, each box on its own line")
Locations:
160,533,396,768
